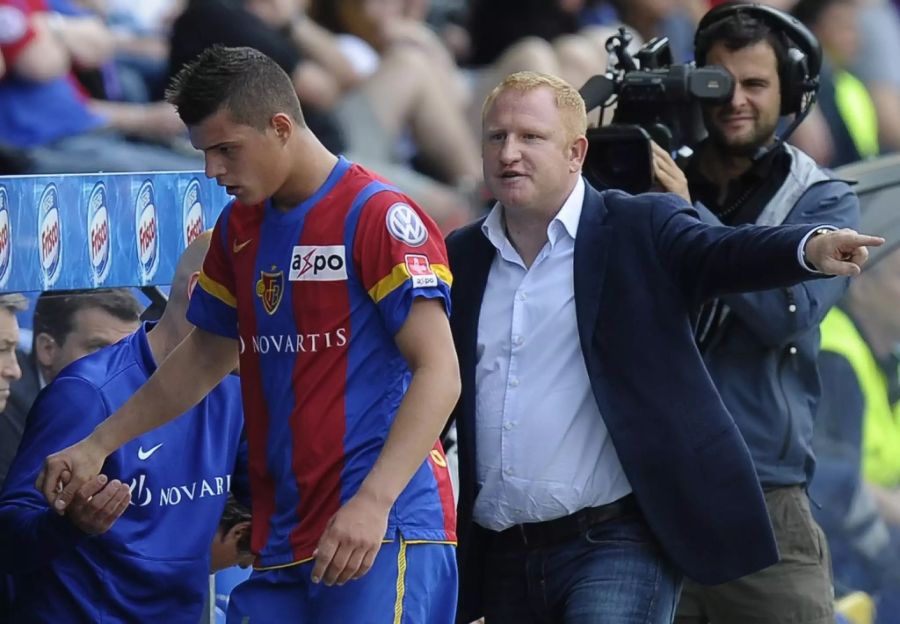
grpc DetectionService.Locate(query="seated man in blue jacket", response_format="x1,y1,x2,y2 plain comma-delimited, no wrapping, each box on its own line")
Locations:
0,231,247,623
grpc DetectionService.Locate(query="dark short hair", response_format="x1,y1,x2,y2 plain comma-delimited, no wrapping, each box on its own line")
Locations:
165,45,305,130
695,9,789,70
219,494,251,551
34,289,142,347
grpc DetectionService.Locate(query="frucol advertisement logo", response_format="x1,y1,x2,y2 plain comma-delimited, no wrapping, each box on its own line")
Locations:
88,182,111,286
38,183,62,288
135,180,159,283
182,178,204,246
0,187,11,289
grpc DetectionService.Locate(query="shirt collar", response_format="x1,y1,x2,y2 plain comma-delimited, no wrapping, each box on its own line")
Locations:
482,176,585,251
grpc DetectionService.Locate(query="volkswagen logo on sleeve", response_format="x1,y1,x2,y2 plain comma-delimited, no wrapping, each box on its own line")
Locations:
0,187,12,289
386,202,428,247
38,183,62,288
134,180,160,283
182,178,204,247
87,182,111,286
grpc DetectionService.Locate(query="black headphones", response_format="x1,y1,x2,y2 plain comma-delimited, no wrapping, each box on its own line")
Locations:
694,3,822,116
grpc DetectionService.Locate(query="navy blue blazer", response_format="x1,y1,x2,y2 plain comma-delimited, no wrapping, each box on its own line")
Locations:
447,183,822,623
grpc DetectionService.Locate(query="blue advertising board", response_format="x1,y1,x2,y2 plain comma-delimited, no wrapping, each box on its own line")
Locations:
0,172,231,293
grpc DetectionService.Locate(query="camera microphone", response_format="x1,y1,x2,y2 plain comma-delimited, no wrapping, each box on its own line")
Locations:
750,94,816,162
579,75,617,111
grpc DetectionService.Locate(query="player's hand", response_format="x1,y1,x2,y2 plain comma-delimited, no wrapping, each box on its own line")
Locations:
311,490,391,586
65,474,131,535
650,141,691,203
803,228,885,276
36,435,109,514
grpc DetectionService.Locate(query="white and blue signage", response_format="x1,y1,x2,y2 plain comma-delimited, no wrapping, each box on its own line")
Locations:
0,172,230,292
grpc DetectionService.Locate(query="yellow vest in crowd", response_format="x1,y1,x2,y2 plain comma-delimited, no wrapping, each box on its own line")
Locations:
834,69,880,160
820,308,900,487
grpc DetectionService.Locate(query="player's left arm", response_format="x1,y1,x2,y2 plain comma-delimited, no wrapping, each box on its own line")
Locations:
311,297,460,587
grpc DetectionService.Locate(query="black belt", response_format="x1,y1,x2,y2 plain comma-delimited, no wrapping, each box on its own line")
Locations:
489,494,639,550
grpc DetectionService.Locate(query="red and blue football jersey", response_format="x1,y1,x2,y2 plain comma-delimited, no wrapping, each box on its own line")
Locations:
187,157,457,568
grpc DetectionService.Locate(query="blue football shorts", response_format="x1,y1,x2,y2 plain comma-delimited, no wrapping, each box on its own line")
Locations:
226,538,457,623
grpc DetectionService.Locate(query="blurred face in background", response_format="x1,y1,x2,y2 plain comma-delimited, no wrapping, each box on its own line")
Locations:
0,308,21,412
812,1,860,66
245,0,299,28
362,0,403,23
702,40,782,156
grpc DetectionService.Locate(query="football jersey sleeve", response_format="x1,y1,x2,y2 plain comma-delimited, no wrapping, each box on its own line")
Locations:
353,191,452,335
187,204,239,339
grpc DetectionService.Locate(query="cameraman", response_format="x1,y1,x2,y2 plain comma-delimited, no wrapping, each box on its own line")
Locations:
651,5,858,624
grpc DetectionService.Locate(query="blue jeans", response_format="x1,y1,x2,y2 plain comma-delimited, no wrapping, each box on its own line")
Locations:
483,515,682,624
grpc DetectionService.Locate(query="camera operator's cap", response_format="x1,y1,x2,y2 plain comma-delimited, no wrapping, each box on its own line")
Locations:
838,154,900,270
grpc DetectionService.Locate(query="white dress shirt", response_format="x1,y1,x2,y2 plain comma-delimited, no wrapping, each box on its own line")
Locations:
473,177,633,531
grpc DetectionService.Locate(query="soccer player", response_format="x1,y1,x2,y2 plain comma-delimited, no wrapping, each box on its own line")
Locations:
38,45,460,623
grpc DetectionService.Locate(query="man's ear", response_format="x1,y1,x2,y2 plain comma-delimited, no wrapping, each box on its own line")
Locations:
34,332,59,370
569,135,589,172
271,113,293,143
228,520,252,551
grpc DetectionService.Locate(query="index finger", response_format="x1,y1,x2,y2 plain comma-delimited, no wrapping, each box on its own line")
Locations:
311,538,337,584
850,235,885,247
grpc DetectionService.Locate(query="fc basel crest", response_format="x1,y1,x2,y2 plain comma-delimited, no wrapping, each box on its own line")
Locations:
256,267,284,315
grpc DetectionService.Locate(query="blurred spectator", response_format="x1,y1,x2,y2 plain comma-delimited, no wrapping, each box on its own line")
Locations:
850,0,900,154
792,0,880,166
601,0,698,62
813,206,900,624
463,0,611,100
0,0,201,173
0,288,140,491
0,294,25,457
0,293,24,624
169,0,477,228
310,0,468,106
101,0,185,101
0,233,247,622
307,0,482,189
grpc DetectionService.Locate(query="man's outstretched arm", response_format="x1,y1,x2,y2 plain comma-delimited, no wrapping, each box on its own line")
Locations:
37,327,238,512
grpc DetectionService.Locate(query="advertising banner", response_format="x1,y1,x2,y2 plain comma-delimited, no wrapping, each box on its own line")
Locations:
0,172,230,292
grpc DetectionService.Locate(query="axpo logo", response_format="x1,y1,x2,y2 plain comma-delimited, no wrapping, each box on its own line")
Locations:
87,182,111,286
134,180,159,283
182,178,204,247
38,183,62,288
289,245,347,281
0,187,11,289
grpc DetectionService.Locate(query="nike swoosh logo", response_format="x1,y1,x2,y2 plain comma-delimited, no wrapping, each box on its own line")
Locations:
137,443,164,460
233,238,252,253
